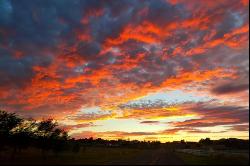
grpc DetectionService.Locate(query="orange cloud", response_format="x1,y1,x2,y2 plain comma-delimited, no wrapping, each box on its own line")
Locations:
160,68,236,88
104,21,165,47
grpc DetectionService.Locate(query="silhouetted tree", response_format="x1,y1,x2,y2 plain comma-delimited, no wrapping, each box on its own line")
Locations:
37,118,57,137
0,110,23,137
11,119,37,153
181,139,186,144
0,110,23,158
199,138,213,145
36,118,69,158
51,128,69,156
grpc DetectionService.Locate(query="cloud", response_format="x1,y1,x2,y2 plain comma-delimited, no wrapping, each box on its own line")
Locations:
162,127,226,135
70,127,228,140
211,83,249,95
61,122,96,131
140,121,160,124
0,0,248,140
71,130,157,139
170,101,249,128
67,109,116,122
230,124,249,131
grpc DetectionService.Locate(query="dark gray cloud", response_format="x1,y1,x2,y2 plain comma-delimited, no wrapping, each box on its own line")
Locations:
230,124,249,131
172,102,249,128
140,121,160,124
0,53,52,88
212,83,249,95
163,127,227,134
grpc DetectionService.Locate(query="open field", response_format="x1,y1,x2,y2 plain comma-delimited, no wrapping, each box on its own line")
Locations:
0,147,142,165
0,147,249,165
176,151,249,165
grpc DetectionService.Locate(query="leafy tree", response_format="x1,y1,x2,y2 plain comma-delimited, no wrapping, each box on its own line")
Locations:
36,118,69,158
0,110,23,136
37,118,57,137
51,128,69,155
0,110,23,154
11,120,38,151
199,138,213,145
181,139,186,144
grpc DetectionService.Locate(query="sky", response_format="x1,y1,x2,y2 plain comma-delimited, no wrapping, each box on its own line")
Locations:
0,0,249,142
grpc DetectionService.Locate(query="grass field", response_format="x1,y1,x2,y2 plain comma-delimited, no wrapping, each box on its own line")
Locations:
0,147,249,165
176,151,249,165
0,147,146,165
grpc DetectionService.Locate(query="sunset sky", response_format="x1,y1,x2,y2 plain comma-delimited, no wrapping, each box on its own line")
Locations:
0,0,249,142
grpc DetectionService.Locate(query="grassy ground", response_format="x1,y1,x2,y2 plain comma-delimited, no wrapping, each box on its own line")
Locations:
0,147,145,165
1,147,249,165
175,152,249,165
